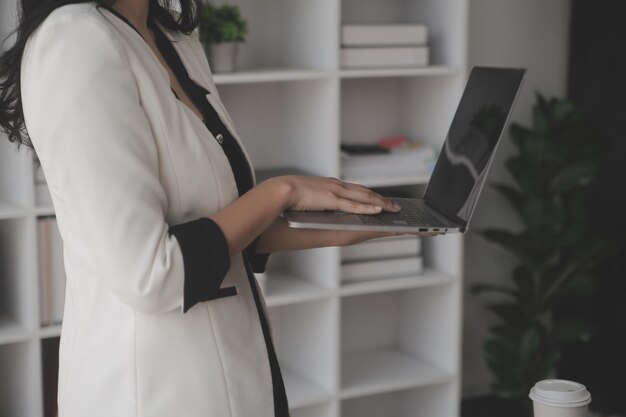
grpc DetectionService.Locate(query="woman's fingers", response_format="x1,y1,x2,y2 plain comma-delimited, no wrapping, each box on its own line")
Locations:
334,198,384,214
331,182,400,212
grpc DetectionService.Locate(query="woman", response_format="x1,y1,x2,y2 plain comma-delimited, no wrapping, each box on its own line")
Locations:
0,1,436,416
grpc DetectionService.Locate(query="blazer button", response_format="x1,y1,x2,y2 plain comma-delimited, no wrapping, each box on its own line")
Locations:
215,133,224,145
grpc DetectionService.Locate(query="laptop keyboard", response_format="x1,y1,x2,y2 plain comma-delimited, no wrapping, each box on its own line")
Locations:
357,198,450,228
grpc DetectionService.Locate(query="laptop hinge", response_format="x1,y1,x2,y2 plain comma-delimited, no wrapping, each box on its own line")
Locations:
424,199,466,230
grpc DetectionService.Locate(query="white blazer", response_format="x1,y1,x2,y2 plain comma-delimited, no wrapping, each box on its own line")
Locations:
20,3,282,416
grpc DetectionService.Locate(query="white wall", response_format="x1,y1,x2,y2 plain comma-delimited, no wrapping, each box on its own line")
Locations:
463,0,572,397
0,0,17,49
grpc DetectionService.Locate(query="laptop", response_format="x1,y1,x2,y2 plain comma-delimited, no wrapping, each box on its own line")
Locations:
283,66,527,234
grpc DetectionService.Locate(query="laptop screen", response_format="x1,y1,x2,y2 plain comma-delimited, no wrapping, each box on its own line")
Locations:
424,67,525,225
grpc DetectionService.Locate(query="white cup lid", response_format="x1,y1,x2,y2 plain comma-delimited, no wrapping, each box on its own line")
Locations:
529,379,591,408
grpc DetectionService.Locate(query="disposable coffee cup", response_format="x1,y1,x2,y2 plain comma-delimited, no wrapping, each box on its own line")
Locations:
529,379,591,417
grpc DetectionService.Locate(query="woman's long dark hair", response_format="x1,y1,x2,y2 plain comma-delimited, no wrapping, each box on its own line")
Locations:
0,0,202,156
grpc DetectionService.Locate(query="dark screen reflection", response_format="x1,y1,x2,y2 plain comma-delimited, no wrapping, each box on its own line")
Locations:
424,67,525,224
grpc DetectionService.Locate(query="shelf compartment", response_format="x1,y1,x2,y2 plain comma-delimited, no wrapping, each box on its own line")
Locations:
341,286,460,392
0,341,43,417
213,68,333,85
341,0,466,68
340,348,453,399
262,270,333,308
210,0,338,70
217,79,339,177
0,139,34,208
268,298,339,402
340,76,463,151
0,218,39,331
341,382,458,417
339,268,455,297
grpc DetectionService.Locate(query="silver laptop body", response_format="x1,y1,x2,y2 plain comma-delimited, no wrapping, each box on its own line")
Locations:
284,66,527,234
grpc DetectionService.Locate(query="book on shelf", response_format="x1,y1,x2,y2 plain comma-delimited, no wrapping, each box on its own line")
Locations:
340,144,436,181
340,46,429,68
341,235,421,262
41,337,60,417
37,216,66,326
342,256,424,283
341,24,428,47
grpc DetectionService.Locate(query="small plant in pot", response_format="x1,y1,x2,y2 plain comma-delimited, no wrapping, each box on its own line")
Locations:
199,2,248,73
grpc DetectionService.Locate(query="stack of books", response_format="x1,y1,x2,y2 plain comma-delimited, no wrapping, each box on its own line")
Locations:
340,142,436,183
37,216,66,326
340,23,429,68
341,235,423,283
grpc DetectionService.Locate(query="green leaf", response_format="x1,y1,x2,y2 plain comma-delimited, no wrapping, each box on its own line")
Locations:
487,302,529,330
551,318,594,345
551,100,576,122
512,265,535,305
506,157,543,195
521,135,566,166
558,272,596,295
200,3,248,43
550,159,598,193
510,123,535,151
522,197,563,244
533,93,550,133
537,349,560,379
471,283,517,298
518,327,541,367
488,324,518,339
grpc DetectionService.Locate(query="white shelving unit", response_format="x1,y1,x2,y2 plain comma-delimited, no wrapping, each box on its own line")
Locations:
0,0,467,415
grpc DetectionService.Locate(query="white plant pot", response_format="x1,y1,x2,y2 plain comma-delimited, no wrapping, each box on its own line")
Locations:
204,41,239,73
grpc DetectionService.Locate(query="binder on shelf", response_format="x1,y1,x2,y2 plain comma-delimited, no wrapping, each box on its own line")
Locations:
341,24,428,47
41,337,60,417
341,256,424,283
340,46,429,68
341,236,421,262
37,216,66,326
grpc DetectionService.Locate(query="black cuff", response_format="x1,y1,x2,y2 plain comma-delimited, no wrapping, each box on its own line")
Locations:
168,217,232,313
244,235,271,274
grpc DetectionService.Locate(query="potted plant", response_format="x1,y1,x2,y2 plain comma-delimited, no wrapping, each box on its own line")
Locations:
199,2,248,73
471,93,613,416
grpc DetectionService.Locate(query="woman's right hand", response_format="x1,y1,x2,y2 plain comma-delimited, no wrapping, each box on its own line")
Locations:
275,175,401,214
